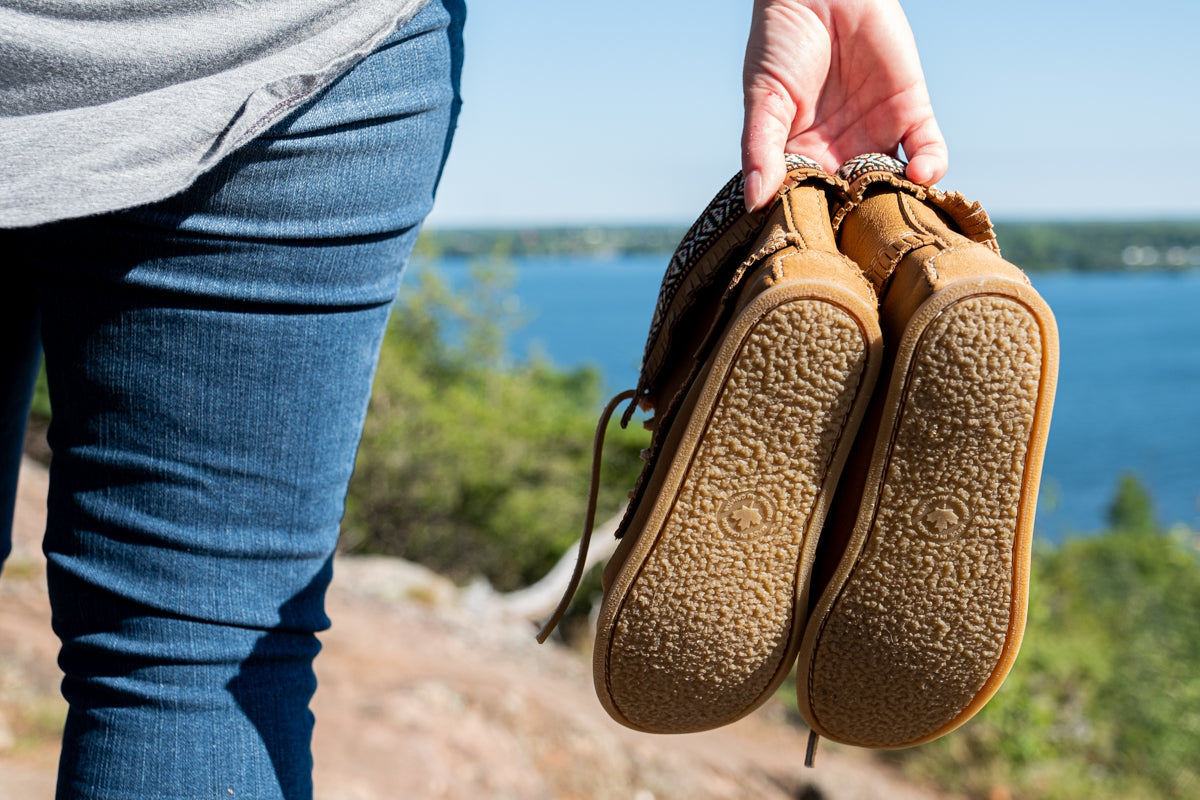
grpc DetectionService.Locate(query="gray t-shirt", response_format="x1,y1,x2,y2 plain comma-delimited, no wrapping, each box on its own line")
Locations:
0,0,431,228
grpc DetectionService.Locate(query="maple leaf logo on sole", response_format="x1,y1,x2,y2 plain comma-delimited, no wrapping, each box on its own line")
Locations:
915,495,972,542
717,491,775,538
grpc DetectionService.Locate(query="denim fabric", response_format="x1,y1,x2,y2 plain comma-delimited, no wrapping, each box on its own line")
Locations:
0,1,464,797
0,267,43,564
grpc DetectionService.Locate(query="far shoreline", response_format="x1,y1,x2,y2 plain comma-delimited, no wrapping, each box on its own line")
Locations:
417,219,1200,273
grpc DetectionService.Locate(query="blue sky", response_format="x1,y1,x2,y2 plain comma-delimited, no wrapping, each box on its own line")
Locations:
426,0,1200,227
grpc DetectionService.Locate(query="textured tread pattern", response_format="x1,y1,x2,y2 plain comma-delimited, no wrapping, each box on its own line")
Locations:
807,295,1043,747
607,298,869,731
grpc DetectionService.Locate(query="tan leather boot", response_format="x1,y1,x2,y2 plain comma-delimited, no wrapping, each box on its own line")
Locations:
796,154,1059,750
539,155,882,733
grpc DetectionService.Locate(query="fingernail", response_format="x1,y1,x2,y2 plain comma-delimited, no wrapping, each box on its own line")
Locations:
744,170,764,212
906,156,935,186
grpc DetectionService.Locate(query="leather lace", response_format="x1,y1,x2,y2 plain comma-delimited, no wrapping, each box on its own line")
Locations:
536,388,638,642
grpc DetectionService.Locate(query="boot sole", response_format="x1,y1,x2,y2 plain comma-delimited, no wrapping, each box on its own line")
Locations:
797,278,1058,748
596,279,882,733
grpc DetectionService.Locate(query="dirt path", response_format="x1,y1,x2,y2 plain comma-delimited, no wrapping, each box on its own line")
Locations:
1,459,947,799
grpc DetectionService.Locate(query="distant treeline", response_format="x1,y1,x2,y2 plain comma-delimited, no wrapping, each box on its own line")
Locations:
418,220,1200,272
994,220,1200,272
415,226,686,258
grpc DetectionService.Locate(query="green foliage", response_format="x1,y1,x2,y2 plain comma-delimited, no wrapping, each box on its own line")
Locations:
1106,471,1158,533
342,257,646,592
891,477,1200,799
994,220,1200,272
30,362,51,421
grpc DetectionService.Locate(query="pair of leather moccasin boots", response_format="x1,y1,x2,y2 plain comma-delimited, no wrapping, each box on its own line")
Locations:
540,153,1059,756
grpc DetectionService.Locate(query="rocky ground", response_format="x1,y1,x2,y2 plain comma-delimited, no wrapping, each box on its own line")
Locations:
1,458,949,799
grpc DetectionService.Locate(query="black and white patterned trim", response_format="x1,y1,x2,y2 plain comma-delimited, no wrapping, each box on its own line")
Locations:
836,152,908,184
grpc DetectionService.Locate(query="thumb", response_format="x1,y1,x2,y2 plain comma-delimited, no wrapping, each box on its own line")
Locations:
901,115,949,186
741,85,795,212
740,0,834,210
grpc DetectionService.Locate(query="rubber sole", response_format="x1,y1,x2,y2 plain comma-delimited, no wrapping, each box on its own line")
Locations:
797,278,1058,748
595,279,882,733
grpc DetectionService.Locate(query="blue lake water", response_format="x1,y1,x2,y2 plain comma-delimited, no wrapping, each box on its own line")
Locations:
410,255,1200,540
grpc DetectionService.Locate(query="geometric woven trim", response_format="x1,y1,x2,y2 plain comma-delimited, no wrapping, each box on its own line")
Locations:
836,152,908,184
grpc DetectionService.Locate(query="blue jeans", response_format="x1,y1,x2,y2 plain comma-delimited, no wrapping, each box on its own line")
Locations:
0,1,464,797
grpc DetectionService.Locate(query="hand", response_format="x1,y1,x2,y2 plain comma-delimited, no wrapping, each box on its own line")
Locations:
741,0,948,211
